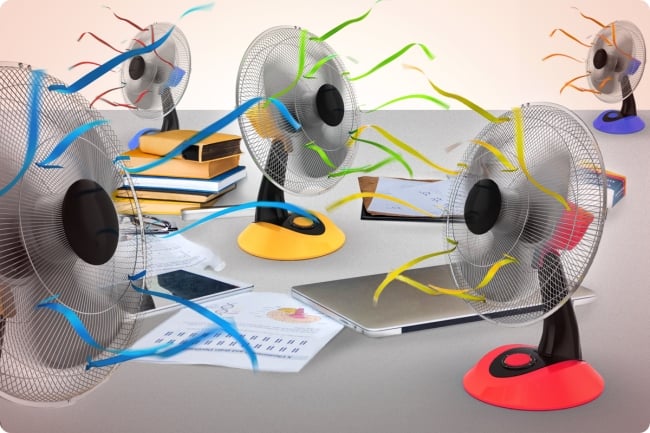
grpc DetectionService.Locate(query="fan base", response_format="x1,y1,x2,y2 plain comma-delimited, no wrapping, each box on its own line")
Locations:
593,111,645,134
237,211,345,260
463,344,604,411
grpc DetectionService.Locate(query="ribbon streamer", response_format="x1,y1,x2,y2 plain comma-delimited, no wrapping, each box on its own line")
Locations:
0,69,43,197
36,296,173,357
123,97,300,173
87,325,225,369
35,119,109,168
48,26,175,94
513,107,570,210
474,255,518,289
179,2,215,19
375,252,518,304
549,28,592,48
394,275,486,302
349,136,413,176
327,191,437,218
128,128,160,150
404,64,509,124
542,53,583,63
372,241,458,304
163,201,318,238
362,93,449,112
312,4,376,43
305,142,336,168
354,124,462,175
328,156,396,177
128,275,258,370
343,43,435,81
270,29,308,101
469,139,517,172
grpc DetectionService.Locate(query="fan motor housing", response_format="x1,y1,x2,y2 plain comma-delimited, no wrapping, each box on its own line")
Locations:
62,179,119,266
464,179,502,235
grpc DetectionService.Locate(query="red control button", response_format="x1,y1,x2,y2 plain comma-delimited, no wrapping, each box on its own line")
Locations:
502,352,535,369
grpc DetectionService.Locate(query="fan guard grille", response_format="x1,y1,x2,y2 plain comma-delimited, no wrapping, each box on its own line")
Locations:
0,62,146,403
445,103,607,326
236,26,359,195
121,23,191,119
587,20,646,103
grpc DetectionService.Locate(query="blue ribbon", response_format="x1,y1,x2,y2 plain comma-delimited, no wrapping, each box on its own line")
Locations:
124,96,301,173
162,201,319,238
35,119,109,169
127,276,258,370
36,295,173,357
180,2,215,18
48,26,175,94
0,69,43,197
128,127,160,150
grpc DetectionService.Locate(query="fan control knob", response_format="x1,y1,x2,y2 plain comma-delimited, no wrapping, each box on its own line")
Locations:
502,352,536,370
291,216,315,229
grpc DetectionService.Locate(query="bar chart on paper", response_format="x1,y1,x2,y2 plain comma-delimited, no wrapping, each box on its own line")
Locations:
131,292,343,372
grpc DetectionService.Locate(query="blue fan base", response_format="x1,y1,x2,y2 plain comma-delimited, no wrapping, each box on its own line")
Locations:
593,111,645,134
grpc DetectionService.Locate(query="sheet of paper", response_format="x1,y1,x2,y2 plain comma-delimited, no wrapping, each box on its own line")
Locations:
144,234,225,275
116,229,225,276
130,292,344,372
366,177,452,217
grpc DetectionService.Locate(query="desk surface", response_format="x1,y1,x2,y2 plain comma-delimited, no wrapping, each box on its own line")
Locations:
1,110,648,433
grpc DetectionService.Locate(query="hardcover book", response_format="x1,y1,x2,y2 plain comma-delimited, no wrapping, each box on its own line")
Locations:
139,129,242,162
121,147,241,179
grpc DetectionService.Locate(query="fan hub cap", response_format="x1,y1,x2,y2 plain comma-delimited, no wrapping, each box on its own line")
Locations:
316,84,345,127
62,179,119,266
464,179,502,235
128,56,146,81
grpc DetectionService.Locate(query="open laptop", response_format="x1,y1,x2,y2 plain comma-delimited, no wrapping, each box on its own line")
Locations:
291,264,595,337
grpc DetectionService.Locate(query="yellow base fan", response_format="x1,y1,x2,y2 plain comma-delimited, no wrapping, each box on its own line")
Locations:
237,211,345,260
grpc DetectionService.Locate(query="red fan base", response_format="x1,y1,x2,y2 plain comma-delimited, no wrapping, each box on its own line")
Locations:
463,344,604,411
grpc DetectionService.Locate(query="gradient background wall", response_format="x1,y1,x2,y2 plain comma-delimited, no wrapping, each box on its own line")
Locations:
0,0,648,112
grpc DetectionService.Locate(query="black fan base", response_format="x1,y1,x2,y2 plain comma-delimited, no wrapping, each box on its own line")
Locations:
593,110,645,134
237,211,345,260
463,344,604,410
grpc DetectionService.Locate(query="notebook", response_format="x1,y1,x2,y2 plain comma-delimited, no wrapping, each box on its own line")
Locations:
291,264,595,337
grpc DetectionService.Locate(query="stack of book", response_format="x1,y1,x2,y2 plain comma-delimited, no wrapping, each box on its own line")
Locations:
114,130,247,215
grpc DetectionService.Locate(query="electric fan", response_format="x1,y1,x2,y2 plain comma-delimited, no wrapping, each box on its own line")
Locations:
445,103,606,410
121,22,191,131
587,20,646,134
0,62,148,404
236,26,359,260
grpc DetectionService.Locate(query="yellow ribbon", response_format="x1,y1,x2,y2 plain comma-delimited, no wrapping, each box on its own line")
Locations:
375,253,518,304
372,241,458,304
403,64,509,124
513,107,570,211
353,125,463,175
326,191,438,218
469,139,518,172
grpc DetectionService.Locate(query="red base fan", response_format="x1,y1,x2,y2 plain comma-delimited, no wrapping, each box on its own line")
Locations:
464,344,604,410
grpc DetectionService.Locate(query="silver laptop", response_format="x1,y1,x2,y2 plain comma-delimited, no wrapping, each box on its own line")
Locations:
291,264,595,337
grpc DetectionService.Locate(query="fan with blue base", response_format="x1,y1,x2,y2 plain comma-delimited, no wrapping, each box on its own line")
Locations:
445,103,607,410
587,20,646,134
0,62,148,404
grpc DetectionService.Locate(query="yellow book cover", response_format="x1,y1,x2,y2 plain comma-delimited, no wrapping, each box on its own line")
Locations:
121,147,241,179
139,129,241,162
112,188,233,215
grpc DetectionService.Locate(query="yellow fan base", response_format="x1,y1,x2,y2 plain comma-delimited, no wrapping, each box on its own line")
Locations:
237,211,345,260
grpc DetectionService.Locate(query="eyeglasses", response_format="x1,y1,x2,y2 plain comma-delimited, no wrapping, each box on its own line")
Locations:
120,215,178,235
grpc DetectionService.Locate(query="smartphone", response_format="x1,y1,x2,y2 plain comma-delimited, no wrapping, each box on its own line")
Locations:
138,269,253,316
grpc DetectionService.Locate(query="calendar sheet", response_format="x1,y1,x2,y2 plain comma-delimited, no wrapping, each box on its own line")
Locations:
130,291,344,372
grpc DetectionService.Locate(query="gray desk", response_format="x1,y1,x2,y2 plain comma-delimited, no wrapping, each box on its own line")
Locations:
1,110,648,433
